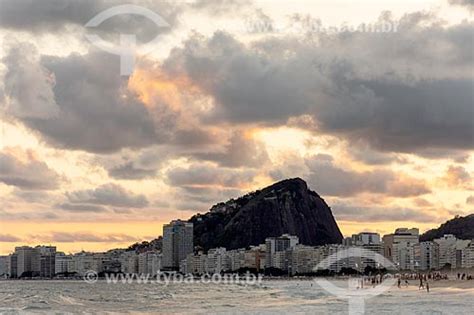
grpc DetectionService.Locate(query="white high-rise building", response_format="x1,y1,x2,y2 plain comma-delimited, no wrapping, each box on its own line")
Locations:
413,242,439,271
181,251,207,274
162,220,194,269
227,248,246,272
290,245,323,275
265,234,299,269
434,235,457,268
351,232,381,246
382,228,419,266
348,232,383,270
205,247,228,274
72,252,103,276
461,241,474,269
138,251,162,275
316,245,358,272
55,252,74,275
433,235,469,269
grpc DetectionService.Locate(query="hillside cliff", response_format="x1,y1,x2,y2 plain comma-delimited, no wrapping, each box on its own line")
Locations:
189,178,343,250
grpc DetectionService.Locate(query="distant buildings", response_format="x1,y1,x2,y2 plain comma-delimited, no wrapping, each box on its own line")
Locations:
265,234,299,270
11,245,57,278
382,228,419,270
15,246,39,277
138,251,162,275
0,255,8,277
462,242,474,269
413,242,439,271
2,225,473,279
162,220,194,270
55,252,73,275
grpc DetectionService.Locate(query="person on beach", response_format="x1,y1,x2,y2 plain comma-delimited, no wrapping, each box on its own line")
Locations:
419,278,424,290
398,278,401,288
405,279,409,287
426,281,430,293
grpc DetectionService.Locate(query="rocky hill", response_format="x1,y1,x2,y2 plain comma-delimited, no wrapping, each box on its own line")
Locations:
189,178,343,251
420,214,474,241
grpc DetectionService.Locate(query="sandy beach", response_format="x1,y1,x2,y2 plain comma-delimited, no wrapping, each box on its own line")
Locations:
402,279,474,290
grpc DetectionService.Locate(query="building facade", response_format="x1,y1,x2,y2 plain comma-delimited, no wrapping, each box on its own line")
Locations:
162,220,194,269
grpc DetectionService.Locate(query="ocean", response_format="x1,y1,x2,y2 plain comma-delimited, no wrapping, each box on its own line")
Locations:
1,279,473,314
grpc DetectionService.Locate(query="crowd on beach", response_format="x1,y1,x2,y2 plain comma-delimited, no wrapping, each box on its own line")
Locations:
399,272,473,281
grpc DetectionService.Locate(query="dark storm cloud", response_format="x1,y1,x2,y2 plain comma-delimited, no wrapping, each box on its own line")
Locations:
2,44,165,153
0,0,180,39
329,79,474,152
0,150,60,190
0,0,102,31
306,154,430,197
66,183,149,208
163,14,474,154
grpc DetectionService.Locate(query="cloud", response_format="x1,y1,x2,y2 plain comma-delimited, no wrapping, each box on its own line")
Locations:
193,130,269,168
190,0,252,15
413,198,434,208
162,15,474,154
57,203,108,213
467,196,474,205
0,0,180,37
166,162,257,188
2,44,166,153
106,146,170,180
43,232,140,243
346,142,401,165
0,148,60,190
0,234,21,242
306,154,430,197
448,0,474,9
66,183,149,208
332,204,439,223
175,185,243,211
108,162,157,180
12,190,53,203
441,165,472,188
2,42,60,119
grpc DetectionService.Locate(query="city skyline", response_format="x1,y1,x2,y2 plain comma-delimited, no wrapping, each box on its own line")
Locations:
0,218,467,257
1,0,473,255
2,224,474,279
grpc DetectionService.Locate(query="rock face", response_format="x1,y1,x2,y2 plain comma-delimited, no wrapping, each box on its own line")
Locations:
189,178,343,251
420,214,474,241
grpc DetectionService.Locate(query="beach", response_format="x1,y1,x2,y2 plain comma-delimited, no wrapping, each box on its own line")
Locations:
1,279,473,314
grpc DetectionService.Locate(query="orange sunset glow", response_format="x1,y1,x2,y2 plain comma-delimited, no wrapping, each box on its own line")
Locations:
0,0,473,258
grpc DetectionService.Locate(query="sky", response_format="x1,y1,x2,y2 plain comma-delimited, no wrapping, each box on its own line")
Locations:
0,0,473,255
